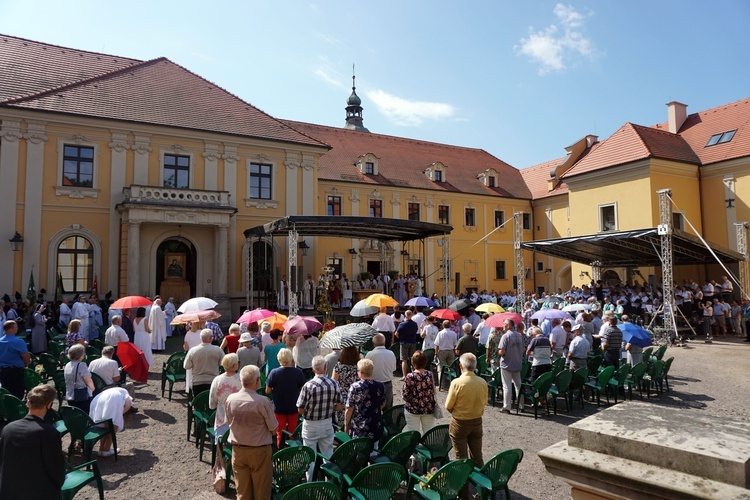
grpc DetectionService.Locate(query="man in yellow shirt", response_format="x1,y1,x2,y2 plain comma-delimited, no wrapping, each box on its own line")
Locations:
445,353,488,499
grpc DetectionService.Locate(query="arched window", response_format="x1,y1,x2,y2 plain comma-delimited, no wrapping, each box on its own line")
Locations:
58,236,93,293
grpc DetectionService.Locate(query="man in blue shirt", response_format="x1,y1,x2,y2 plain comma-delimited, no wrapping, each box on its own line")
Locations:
0,320,31,399
395,310,419,377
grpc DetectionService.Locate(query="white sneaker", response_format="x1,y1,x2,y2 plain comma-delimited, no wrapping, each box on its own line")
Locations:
99,448,120,457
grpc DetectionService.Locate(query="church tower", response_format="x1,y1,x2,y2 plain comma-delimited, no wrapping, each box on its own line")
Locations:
344,67,369,132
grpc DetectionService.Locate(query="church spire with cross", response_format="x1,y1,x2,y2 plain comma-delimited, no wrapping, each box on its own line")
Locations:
344,64,369,132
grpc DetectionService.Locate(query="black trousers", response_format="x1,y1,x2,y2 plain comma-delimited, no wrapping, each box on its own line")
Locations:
0,366,24,399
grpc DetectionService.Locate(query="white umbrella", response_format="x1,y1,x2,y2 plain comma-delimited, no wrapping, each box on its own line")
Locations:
320,323,379,349
177,296,218,313
350,299,379,317
562,303,593,312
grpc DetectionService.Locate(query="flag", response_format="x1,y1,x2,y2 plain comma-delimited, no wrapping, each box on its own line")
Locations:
91,274,98,300
54,272,64,302
26,270,36,303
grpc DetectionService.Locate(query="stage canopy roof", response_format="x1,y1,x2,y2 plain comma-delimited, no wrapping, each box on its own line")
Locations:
244,216,453,242
520,228,744,267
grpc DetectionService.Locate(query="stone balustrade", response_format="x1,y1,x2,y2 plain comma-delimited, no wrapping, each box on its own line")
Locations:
123,185,231,207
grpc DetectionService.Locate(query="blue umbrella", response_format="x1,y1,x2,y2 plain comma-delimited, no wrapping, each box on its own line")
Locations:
405,296,436,307
531,308,573,321
618,322,653,348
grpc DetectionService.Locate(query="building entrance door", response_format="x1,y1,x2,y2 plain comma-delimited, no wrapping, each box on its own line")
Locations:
156,238,196,303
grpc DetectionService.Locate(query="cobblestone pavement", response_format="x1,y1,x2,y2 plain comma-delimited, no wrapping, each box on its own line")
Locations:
69,335,749,499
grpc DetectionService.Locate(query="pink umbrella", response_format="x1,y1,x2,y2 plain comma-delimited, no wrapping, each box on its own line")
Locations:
484,312,524,328
170,309,221,325
283,315,323,336
236,308,274,325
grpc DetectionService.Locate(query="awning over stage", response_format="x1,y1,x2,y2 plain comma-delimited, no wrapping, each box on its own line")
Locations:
244,216,453,242
520,228,744,267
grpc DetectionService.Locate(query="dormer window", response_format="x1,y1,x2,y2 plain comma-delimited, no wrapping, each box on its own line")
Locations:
477,168,498,187
706,130,736,147
424,162,447,183
357,153,379,175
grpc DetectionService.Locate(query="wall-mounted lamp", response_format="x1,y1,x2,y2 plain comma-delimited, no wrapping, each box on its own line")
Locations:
544,268,553,274
298,240,309,257
400,250,409,256
9,232,23,252
579,271,590,278
470,277,478,283
348,248,358,259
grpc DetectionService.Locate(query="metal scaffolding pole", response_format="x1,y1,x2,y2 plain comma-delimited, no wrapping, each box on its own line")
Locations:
736,222,749,300
288,229,299,317
442,235,451,306
591,261,602,282
514,212,525,310
247,237,253,311
657,188,676,338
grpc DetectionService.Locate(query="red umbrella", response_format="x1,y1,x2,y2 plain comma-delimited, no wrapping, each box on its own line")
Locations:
484,312,524,328
110,295,152,309
429,309,463,321
283,315,323,336
116,342,150,383
237,308,275,325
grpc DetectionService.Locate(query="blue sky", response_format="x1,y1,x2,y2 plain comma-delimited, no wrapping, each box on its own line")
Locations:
2,1,749,169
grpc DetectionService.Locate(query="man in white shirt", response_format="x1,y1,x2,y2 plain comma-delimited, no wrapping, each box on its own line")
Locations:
549,320,570,360
371,307,396,348
412,309,426,329
89,346,135,398
475,314,492,345
434,320,458,387
365,333,397,408
104,315,129,348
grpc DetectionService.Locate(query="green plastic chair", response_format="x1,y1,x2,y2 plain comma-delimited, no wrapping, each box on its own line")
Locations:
422,348,435,366
641,347,654,362
586,355,603,376
476,354,492,381
607,364,631,404
161,351,187,400
439,358,461,391
85,345,101,361
0,393,28,422
188,390,211,444
372,430,421,469
346,462,406,500
198,410,216,463
626,362,648,400
23,367,42,394
643,359,665,398
662,357,675,392
61,459,104,500
380,404,406,447
548,369,573,414
517,371,553,419
90,338,105,351
584,365,616,406
567,367,589,409
282,418,304,448
488,368,503,407
217,430,234,493
550,357,566,377
90,372,110,397
469,448,524,500
280,481,341,500
272,445,317,498
414,424,452,472
652,345,667,362
316,437,374,495
39,352,61,381
406,458,474,499
44,407,69,437
475,344,486,358
60,406,117,462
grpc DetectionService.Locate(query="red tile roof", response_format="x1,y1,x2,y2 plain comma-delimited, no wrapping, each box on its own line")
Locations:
0,34,327,148
520,158,569,199
653,97,750,166
562,123,699,178
283,120,532,199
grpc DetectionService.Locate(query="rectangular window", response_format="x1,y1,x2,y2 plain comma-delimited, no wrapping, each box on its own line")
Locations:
62,145,95,188
163,154,190,189
370,199,383,218
522,213,531,230
465,208,476,227
537,261,545,272
488,176,496,187
438,205,450,225
599,204,617,232
408,202,420,221
365,162,375,175
706,130,736,147
434,170,443,182
327,196,341,216
672,212,684,231
495,261,506,280
494,210,505,228
249,163,272,199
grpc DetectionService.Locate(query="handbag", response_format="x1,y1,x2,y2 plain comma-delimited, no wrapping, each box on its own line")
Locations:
72,363,89,402
212,452,226,494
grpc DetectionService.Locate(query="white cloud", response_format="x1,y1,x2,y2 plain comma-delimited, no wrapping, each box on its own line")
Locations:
314,68,346,88
364,89,456,127
515,3,595,74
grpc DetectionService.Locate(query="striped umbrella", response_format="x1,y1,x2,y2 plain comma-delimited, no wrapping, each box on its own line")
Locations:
319,323,379,349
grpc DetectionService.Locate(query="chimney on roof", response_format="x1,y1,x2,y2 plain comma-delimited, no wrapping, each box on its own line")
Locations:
667,101,688,134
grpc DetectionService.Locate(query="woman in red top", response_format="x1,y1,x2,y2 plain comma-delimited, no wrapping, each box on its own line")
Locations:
220,323,242,353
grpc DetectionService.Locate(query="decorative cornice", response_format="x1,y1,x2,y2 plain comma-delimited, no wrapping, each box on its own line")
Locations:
0,128,23,142
390,194,401,206
285,159,300,169
169,144,187,153
245,199,279,209
371,189,382,199
24,124,47,144
301,154,315,171
349,190,360,203
425,197,434,208
203,151,221,162
222,152,240,164
55,186,100,199
108,135,130,153
253,153,271,162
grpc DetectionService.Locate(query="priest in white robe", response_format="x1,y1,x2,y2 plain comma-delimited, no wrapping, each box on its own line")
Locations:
149,297,167,351
163,297,177,337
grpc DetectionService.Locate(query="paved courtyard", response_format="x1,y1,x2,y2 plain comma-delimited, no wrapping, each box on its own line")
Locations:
68,334,750,499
